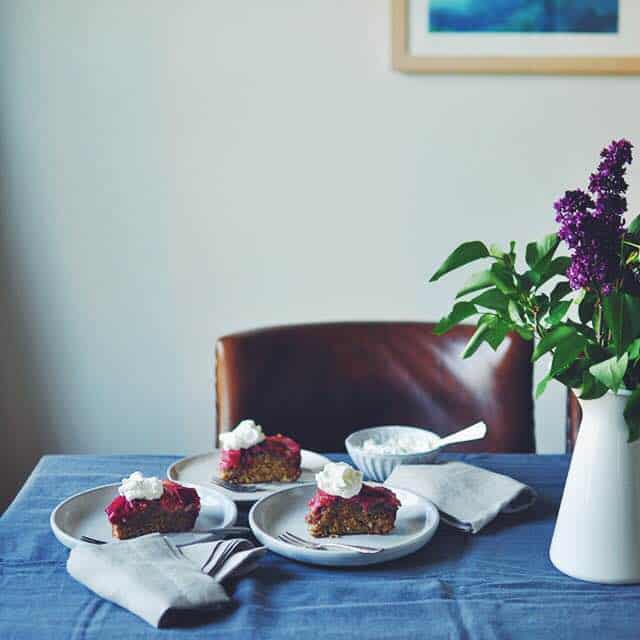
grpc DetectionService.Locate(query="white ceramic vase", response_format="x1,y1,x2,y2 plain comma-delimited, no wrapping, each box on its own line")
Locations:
550,390,640,583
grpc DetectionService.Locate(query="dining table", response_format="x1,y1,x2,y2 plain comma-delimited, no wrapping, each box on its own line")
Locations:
1,451,639,639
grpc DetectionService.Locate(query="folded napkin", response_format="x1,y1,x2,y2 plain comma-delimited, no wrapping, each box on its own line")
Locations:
386,462,536,533
67,534,266,628
179,536,265,583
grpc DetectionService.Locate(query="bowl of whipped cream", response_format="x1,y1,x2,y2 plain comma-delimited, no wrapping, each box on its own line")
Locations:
345,426,442,482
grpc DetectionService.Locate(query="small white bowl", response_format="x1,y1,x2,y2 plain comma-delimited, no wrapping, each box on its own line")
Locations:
345,425,442,482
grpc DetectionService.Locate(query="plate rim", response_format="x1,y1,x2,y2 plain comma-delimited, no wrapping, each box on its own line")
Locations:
166,449,331,503
248,483,440,567
50,481,238,549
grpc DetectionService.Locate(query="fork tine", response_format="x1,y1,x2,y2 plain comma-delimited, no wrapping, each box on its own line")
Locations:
279,532,299,544
210,478,258,492
81,535,107,545
282,532,317,548
282,531,309,544
283,530,381,553
278,532,381,554
280,532,303,543
210,478,236,491
283,531,327,546
278,533,313,549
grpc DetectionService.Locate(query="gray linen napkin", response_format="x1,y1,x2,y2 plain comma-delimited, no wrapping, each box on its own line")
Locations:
180,537,265,582
385,462,536,533
67,534,266,627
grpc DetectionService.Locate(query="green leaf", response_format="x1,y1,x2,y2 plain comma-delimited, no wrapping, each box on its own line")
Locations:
490,262,517,296
489,243,506,259
507,300,523,324
485,319,510,350
547,256,571,275
592,307,602,340
550,281,572,305
629,214,640,235
525,233,560,271
532,324,576,361
433,302,478,335
573,288,587,306
548,300,572,326
628,338,640,360
461,315,495,359
554,359,589,389
455,270,494,298
430,241,490,282
578,293,596,325
602,292,624,354
549,333,587,377
524,269,541,287
586,341,609,363
517,272,535,292
602,292,640,355
535,374,552,399
565,319,597,342
579,371,608,400
624,389,640,443
624,295,640,347
514,325,534,340
470,288,508,313
533,256,571,288
589,353,629,393
534,293,550,315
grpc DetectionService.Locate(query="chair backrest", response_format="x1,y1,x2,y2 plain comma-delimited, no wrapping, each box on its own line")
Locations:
566,389,581,453
215,322,535,453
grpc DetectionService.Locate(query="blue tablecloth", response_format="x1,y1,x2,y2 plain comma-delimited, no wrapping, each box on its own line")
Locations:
1,453,638,639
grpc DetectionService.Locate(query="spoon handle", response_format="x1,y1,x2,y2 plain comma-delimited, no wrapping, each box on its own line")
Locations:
438,421,487,448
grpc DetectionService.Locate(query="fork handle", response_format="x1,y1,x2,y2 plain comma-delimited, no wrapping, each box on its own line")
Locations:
322,543,380,553
204,526,251,535
211,478,257,492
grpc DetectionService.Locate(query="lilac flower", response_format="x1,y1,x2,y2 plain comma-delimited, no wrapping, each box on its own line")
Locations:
555,139,633,294
589,139,632,199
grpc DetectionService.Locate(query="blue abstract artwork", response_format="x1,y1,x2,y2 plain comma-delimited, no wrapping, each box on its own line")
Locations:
429,1,619,33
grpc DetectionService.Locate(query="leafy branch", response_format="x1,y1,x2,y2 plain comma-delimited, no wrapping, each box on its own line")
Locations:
430,234,640,442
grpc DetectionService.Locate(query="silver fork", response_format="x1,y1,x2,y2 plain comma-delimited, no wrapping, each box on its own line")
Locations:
210,478,260,492
210,477,307,492
80,526,251,545
278,530,382,554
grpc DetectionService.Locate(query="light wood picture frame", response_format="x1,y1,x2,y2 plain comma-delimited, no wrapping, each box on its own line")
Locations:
391,0,640,74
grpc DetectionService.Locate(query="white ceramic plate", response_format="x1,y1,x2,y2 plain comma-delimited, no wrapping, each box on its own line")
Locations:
50,483,238,549
167,450,331,503
249,484,439,566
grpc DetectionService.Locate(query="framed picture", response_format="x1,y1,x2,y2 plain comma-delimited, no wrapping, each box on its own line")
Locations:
391,0,640,74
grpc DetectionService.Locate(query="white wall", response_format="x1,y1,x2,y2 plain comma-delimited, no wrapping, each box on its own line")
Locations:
1,0,640,508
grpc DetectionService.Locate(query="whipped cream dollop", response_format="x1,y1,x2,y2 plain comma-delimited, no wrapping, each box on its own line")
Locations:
118,471,164,502
219,419,266,451
316,462,363,499
361,432,438,455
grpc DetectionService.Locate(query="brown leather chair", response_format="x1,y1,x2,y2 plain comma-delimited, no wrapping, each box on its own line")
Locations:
215,322,535,453
566,390,581,453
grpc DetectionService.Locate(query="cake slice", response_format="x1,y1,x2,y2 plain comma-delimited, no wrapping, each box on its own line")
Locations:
305,462,401,537
105,472,200,540
219,419,301,483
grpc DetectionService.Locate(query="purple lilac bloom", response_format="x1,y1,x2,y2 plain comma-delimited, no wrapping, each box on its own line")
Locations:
555,139,633,294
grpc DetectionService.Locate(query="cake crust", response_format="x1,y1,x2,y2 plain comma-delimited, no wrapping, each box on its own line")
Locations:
219,434,301,483
110,507,198,540
305,485,401,538
105,480,200,540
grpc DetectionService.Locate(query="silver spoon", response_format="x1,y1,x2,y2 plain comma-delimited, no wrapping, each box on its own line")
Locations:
433,421,487,451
